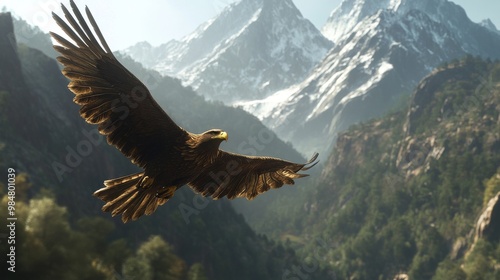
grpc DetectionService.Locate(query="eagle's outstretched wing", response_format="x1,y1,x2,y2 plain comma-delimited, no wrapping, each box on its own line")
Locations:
51,0,188,169
188,152,319,200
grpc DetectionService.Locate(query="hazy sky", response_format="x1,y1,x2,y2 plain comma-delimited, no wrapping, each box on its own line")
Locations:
2,0,500,50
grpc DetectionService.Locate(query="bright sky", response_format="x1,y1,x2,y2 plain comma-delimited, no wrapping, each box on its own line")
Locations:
1,0,499,50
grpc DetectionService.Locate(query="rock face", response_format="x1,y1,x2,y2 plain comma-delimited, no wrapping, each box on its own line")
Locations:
404,64,475,134
0,12,38,139
240,0,500,159
122,0,332,103
475,191,500,243
393,273,409,280
0,12,23,91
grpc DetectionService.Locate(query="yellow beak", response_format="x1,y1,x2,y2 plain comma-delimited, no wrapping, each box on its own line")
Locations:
217,131,228,141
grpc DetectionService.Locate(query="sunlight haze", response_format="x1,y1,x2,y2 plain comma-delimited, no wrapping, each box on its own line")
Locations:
2,0,498,50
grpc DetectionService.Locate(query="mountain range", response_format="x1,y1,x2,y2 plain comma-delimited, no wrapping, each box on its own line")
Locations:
240,0,500,157
122,0,500,159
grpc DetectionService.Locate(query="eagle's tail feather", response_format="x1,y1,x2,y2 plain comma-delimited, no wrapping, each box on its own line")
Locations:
94,172,168,223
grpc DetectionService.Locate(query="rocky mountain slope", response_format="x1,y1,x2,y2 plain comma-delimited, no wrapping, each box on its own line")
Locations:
264,56,500,279
241,0,500,158
122,0,332,103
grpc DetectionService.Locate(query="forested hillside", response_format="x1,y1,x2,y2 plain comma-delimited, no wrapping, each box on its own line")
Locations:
260,56,500,279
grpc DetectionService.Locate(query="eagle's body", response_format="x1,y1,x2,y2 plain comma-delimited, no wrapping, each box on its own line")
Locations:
51,1,318,223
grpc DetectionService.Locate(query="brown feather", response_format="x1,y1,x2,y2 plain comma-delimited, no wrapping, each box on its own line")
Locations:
188,152,319,201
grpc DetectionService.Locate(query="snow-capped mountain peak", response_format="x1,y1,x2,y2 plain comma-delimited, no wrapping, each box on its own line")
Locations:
321,0,468,43
321,0,393,43
480,19,500,35
122,0,332,103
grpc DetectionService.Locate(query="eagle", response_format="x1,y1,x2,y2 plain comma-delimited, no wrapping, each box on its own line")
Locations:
51,1,319,223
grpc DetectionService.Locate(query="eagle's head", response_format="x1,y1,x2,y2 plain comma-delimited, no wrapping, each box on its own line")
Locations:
201,129,228,143
194,129,228,156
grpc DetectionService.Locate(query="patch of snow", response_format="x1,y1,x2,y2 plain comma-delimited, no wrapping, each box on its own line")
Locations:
389,0,402,11
235,84,301,120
